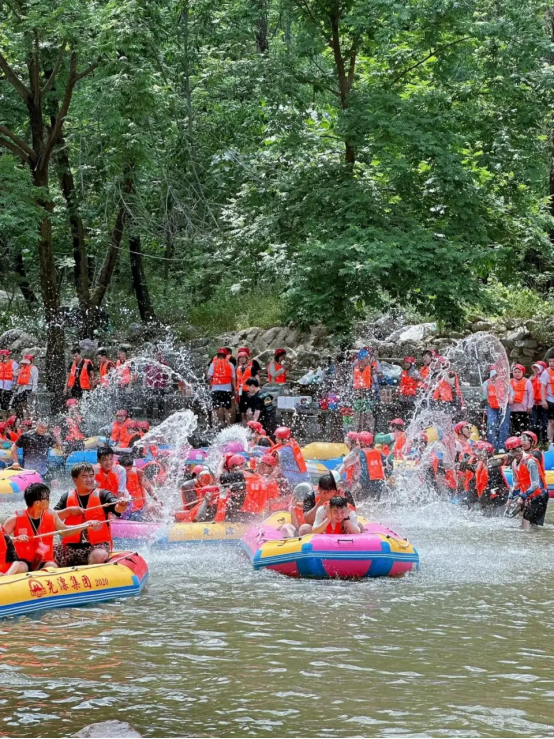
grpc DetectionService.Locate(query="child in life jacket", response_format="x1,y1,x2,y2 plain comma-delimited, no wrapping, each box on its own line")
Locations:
299,473,361,536
311,496,360,535
357,431,390,501
119,455,162,521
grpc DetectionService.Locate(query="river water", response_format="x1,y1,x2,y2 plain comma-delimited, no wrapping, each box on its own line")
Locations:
1,494,554,738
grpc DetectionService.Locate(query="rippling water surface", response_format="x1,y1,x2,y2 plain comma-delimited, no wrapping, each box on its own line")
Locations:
1,495,554,738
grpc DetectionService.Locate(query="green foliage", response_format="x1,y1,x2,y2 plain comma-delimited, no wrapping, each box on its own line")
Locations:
483,281,554,320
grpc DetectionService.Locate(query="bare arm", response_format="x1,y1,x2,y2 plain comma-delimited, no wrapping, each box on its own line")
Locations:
10,443,19,466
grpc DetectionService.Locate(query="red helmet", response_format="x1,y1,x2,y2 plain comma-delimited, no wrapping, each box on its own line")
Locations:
390,418,405,427
347,431,360,440
260,454,277,468
138,421,150,431
21,419,33,427
475,440,494,455
505,436,522,450
521,430,537,445
116,409,128,417
6,415,17,427
359,431,374,446
228,454,247,468
66,398,79,407
274,426,291,440
247,420,263,432
192,465,206,477
403,356,415,364
512,364,526,374
454,421,471,434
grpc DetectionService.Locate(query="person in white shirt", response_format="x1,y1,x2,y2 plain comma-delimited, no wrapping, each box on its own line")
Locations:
12,355,39,419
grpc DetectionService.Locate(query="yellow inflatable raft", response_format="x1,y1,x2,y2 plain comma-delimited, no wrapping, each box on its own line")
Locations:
301,442,348,460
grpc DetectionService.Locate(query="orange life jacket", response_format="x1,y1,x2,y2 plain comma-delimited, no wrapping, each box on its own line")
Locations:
393,432,406,460
13,509,55,563
6,429,19,442
110,420,127,444
487,381,500,409
99,360,115,387
325,520,345,535
95,467,119,495
126,468,146,511
0,527,9,574
0,360,16,382
353,362,372,390
399,370,417,397
267,362,286,384
433,378,453,403
513,457,542,499
361,448,386,481
241,472,268,514
17,364,32,387
236,362,253,393
444,468,457,490
116,360,131,387
65,416,84,442
118,426,136,449
475,461,489,498
531,375,543,405
419,365,430,387
62,489,112,546
211,358,233,385
264,478,283,511
68,359,92,390
510,377,527,405
294,503,306,527
273,439,308,474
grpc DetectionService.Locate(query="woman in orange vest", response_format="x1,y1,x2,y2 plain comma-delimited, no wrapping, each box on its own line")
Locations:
11,355,38,420
509,364,533,437
267,349,287,384
63,398,85,449
65,347,94,400
3,482,94,571
390,418,407,460
54,462,129,566
236,348,260,424
481,366,510,452
119,455,161,521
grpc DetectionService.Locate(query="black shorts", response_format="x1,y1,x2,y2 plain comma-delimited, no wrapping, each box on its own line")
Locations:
238,394,250,414
0,389,13,411
54,542,110,567
11,390,31,409
212,391,233,410
523,493,548,526
547,402,554,421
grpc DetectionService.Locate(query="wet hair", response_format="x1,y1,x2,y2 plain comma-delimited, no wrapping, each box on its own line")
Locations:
245,378,259,388
119,454,134,467
118,346,128,354
257,437,272,448
97,446,114,461
318,473,337,491
24,482,50,506
71,462,95,480
329,495,348,509
71,347,81,355
422,349,433,357
97,349,108,357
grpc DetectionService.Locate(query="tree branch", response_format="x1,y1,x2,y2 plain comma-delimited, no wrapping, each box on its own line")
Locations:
0,135,31,163
40,52,77,168
41,42,67,94
0,48,32,102
389,36,472,85
74,59,100,81
0,124,37,160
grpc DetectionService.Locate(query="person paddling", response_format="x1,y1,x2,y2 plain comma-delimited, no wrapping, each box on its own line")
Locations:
54,462,129,566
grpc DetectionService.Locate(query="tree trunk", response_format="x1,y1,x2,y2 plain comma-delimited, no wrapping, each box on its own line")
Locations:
255,0,269,54
129,233,156,323
13,251,37,305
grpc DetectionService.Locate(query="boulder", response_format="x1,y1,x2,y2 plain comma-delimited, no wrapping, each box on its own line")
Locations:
515,339,538,349
74,721,142,738
506,329,529,342
521,348,537,357
466,313,487,324
509,348,520,359
385,322,437,344
471,321,493,332
501,339,515,349
0,329,39,349
504,319,516,329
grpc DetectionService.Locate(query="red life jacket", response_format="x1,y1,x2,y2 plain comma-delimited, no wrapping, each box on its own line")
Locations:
13,509,55,563
294,504,306,527
433,378,453,403
361,448,386,481
0,527,10,574
0,360,16,382
353,362,372,390
241,473,268,514
513,457,542,499
236,362,253,393
126,468,146,511
68,359,92,389
62,489,112,546
118,426,135,449
267,362,286,384
99,360,115,387
393,432,406,460
95,467,119,495
399,370,417,397
487,381,500,409
211,358,233,385
325,520,345,535
419,365,430,389
116,360,131,386
65,417,84,442
17,364,32,387
510,378,527,405
475,461,489,498
273,439,308,474
531,375,543,405
110,420,127,444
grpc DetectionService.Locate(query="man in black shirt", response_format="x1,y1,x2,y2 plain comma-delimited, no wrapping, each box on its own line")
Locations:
244,378,277,437
11,420,62,477
54,462,129,567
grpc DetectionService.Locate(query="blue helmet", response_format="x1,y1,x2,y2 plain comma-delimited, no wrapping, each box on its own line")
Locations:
357,349,369,360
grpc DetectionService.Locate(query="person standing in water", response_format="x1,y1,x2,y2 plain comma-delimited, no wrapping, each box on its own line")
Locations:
482,366,510,452
530,361,547,443
539,355,554,448
505,436,548,529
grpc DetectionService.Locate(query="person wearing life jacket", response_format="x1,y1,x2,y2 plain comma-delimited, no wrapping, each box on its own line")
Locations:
4,414,20,443
509,364,533,437
236,348,261,425
3,482,95,571
94,447,127,497
65,347,94,400
505,436,549,529
352,349,377,432
398,357,419,418
0,349,18,421
110,410,129,446
430,356,463,414
118,455,161,521
530,361,547,443
357,431,389,500
390,419,407,460
520,430,547,492
540,355,554,447
115,347,134,388
11,355,38,419
463,441,508,513
63,398,85,449
271,426,310,486
418,349,436,395
267,349,287,384
115,419,141,450
311,495,360,535
208,348,236,427
257,453,287,511
341,431,361,493
482,366,511,452
453,421,475,496
0,523,26,576
96,348,115,388
299,473,359,536
54,462,129,566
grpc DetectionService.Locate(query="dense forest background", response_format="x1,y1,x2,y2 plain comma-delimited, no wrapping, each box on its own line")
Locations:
1,0,554,395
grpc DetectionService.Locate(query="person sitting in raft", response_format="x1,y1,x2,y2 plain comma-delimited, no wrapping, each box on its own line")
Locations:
247,420,268,448
257,453,289,510
94,446,127,497
464,441,508,514
311,496,361,535
357,431,390,501
299,473,360,536
55,462,129,566
271,426,310,485
341,432,361,494
110,409,130,446
0,524,27,576
62,398,86,451
389,418,407,460
505,436,548,529
3,482,97,571
118,455,162,521
180,465,215,505
12,418,62,478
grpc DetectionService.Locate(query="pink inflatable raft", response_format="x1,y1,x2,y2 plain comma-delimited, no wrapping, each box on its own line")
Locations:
241,515,419,579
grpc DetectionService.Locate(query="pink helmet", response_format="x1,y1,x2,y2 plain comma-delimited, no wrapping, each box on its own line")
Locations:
274,426,291,440
359,431,374,446
224,441,245,454
228,454,247,469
